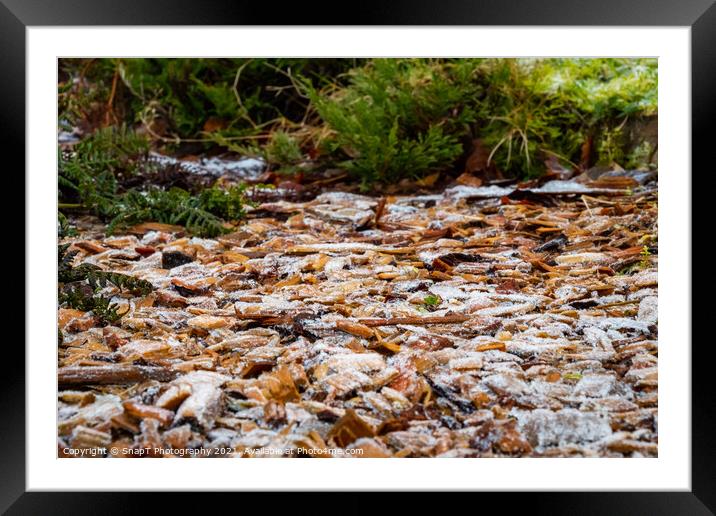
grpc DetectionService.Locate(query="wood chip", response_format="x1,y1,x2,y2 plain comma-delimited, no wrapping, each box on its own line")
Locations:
357,315,470,327
58,365,177,386
122,400,174,427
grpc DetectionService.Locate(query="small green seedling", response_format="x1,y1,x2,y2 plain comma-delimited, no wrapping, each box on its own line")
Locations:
640,245,652,268
423,295,441,306
422,294,442,312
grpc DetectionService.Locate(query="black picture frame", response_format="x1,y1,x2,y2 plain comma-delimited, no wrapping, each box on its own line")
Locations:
3,0,711,512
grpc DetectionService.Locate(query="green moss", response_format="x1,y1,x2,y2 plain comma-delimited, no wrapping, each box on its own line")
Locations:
473,58,657,177
625,140,657,170
595,126,626,165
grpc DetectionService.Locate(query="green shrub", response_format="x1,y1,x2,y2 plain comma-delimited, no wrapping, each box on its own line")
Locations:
59,58,658,183
60,58,360,142
303,59,478,186
59,125,150,217
59,59,125,132
104,186,246,237
196,183,252,221
265,131,303,171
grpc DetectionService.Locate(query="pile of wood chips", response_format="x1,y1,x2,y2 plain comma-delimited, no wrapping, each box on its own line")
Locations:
58,175,658,458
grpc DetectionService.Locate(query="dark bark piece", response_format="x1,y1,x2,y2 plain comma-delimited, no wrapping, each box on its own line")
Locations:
436,252,482,267
423,375,475,414
357,315,470,327
533,235,568,253
58,364,177,386
161,251,194,269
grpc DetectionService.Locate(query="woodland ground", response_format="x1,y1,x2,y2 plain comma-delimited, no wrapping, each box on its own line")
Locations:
57,58,658,458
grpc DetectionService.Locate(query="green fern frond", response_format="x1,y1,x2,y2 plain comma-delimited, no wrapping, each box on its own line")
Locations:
59,286,125,325
87,270,154,296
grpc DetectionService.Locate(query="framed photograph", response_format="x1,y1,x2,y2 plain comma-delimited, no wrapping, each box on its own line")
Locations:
5,0,712,511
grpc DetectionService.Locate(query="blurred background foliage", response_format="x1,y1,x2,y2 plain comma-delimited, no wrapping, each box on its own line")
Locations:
59,57,657,184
